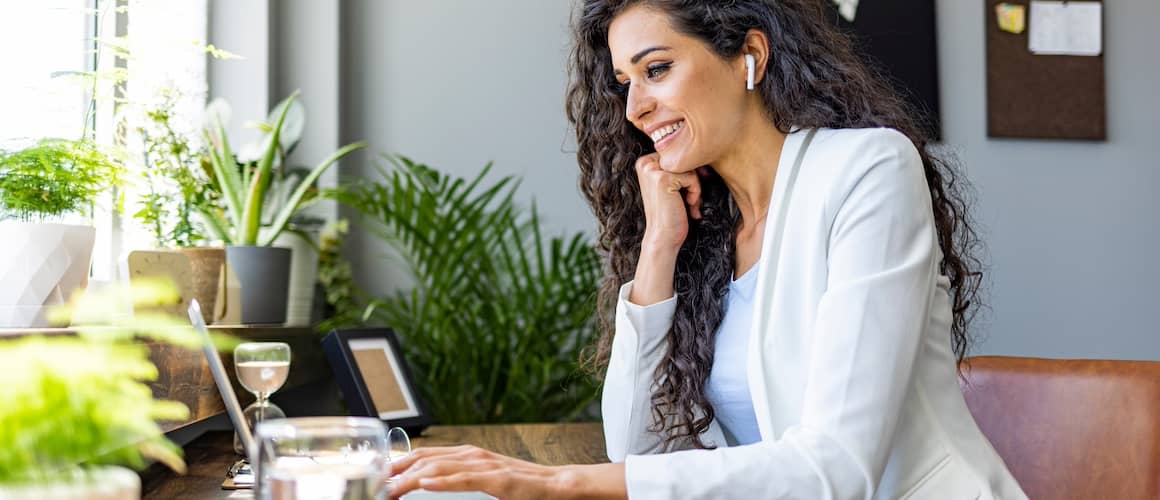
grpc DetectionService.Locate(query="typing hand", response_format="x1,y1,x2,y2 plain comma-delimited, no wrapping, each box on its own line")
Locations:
388,445,563,500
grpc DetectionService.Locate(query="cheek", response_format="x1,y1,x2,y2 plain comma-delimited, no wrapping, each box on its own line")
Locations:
661,85,728,169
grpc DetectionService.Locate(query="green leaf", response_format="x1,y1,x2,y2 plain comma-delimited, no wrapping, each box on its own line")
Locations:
333,156,602,424
239,90,298,244
258,141,365,246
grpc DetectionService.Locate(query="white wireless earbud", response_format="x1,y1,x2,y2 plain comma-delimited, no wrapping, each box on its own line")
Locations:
745,54,756,91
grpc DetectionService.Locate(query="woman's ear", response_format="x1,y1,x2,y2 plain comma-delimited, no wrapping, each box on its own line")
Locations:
742,29,771,87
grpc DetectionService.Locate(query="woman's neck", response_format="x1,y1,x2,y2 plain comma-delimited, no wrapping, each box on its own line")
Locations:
712,113,788,230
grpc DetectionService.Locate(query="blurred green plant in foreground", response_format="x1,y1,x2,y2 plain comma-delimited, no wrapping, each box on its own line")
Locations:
0,279,237,485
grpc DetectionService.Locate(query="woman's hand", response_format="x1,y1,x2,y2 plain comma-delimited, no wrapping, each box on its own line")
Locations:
388,445,566,499
629,154,704,306
635,153,703,252
389,445,628,500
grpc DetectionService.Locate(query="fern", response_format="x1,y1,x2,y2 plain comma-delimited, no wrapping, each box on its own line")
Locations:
0,139,123,222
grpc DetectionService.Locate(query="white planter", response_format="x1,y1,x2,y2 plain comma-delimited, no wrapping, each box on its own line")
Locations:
0,466,140,500
274,230,319,327
0,222,96,328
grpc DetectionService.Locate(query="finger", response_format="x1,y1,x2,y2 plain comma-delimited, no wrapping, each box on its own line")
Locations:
419,470,507,495
681,176,703,220
634,153,661,173
664,171,702,220
390,458,494,498
391,445,477,476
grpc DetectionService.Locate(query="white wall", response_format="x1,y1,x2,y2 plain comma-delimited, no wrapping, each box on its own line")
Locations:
335,1,1160,360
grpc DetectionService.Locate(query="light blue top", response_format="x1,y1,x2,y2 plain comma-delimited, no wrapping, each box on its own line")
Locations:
704,261,763,446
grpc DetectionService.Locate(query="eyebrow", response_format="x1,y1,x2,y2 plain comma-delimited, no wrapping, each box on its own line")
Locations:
613,46,671,75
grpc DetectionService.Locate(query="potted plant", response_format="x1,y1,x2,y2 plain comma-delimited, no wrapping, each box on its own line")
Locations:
0,280,198,500
130,90,228,323
332,157,602,423
0,138,123,327
236,96,326,327
199,90,365,324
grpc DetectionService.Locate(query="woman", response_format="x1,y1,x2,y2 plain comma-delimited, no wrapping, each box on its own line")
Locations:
389,1,1026,498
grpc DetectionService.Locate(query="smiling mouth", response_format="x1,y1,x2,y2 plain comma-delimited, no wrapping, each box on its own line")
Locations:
650,120,685,143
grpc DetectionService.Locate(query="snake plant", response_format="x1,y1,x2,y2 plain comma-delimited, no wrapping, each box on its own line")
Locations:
200,91,366,246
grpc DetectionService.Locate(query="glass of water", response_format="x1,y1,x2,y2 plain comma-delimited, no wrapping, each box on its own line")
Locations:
256,417,397,500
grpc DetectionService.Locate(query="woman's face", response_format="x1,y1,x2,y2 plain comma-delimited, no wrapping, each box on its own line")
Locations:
608,5,750,174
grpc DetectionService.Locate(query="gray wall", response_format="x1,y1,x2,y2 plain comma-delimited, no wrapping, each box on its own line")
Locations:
936,0,1160,360
340,1,588,294
338,1,1160,360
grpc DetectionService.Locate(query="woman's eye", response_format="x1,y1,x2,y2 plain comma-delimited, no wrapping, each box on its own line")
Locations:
646,63,671,79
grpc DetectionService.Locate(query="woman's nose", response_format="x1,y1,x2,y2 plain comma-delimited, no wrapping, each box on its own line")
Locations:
625,83,654,125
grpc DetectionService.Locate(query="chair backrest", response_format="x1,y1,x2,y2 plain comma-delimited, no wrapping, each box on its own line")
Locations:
960,356,1160,500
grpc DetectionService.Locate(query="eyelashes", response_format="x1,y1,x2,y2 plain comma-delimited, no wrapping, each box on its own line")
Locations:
611,62,673,97
646,62,671,79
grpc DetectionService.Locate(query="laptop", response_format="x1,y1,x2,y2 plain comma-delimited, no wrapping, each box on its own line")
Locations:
189,300,256,486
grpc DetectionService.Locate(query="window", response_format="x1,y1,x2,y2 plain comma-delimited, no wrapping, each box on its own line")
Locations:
0,0,91,149
0,0,209,282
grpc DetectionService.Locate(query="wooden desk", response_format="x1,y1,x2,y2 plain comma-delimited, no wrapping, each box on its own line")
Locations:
141,423,607,499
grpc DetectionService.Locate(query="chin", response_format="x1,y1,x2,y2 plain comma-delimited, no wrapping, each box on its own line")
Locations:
658,153,696,174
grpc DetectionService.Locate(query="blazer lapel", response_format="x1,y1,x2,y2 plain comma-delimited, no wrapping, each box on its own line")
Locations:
747,128,817,440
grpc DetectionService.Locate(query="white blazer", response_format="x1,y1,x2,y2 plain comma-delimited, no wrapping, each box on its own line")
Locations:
602,127,1027,500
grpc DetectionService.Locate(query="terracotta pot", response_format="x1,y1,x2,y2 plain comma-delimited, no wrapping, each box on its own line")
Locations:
179,247,226,325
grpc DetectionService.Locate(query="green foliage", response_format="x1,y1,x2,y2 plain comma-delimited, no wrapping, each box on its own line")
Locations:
0,278,241,485
331,156,602,424
0,139,123,221
316,219,366,332
134,91,217,247
0,338,188,484
200,91,367,246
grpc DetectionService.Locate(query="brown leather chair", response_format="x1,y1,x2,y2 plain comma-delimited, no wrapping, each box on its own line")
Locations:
959,356,1160,500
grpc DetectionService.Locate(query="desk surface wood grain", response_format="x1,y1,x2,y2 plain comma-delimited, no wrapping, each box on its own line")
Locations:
141,423,607,499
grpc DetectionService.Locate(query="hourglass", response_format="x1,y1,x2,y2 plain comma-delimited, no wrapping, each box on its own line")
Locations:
233,342,291,455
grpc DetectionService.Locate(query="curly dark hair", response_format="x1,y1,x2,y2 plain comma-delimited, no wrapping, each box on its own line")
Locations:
566,0,984,449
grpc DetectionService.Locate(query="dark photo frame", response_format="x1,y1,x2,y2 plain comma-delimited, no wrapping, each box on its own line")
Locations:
322,328,434,435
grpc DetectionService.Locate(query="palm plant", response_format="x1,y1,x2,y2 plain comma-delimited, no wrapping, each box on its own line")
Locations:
332,157,602,424
200,91,366,246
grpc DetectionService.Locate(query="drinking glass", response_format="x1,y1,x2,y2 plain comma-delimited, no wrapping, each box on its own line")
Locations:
234,342,291,454
385,426,411,485
256,417,394,500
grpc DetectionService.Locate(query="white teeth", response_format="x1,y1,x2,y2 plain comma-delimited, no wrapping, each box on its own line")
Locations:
650,121,684,143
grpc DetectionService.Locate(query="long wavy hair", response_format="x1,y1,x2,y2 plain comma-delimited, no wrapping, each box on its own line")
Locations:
566,0,984,449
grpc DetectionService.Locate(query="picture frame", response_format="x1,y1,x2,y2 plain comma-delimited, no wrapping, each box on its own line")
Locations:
322,328,434,435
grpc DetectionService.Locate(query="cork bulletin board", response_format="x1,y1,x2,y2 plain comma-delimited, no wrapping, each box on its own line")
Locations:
985,0,1106,140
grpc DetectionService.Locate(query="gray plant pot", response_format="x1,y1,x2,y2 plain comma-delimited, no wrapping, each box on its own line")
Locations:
225,246,291,325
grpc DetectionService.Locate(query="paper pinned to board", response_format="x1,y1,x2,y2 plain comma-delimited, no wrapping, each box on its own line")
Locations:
1029,1,1102,56
996,3,1026,34
831,0,860,22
